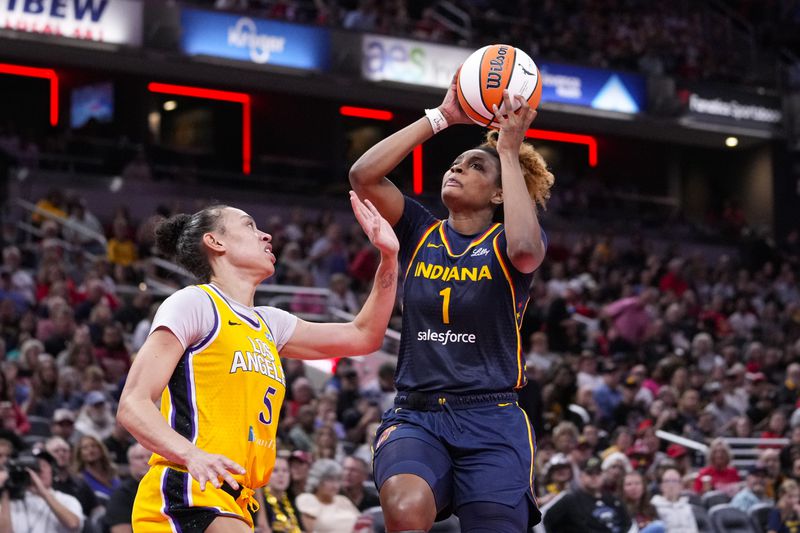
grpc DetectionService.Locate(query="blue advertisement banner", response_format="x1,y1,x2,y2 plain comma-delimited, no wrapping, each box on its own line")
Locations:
360,35,645,114
180,8,329,70
538,62,646,113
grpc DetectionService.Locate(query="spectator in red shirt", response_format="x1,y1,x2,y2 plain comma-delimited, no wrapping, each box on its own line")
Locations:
693,438,741,495
659,258,689,296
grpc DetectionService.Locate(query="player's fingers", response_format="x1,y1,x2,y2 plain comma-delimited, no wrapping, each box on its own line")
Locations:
501,90,514,115
219,469,240,491
364,199,383,221
492,104,505,123
223,457,246,475
197,473,207,492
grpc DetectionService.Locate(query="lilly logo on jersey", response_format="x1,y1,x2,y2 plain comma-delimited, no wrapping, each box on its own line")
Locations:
228,336,285,384
413,262,492,282
470,247,490,257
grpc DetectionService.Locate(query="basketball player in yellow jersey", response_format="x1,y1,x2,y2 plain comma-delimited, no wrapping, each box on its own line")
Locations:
118,192,399,533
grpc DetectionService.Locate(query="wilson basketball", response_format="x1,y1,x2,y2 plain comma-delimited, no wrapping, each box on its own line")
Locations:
456,44,542,128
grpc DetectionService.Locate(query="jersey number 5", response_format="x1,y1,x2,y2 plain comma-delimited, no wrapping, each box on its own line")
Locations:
259,387,277,425
438,288,451,324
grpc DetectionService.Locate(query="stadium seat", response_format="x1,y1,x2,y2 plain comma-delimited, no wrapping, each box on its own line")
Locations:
362,505,385,533
709,504,757,533
430,515,460,532
702,489,731,509
26,415,52,437
748,502,773,533
692,503,714,533
682,490,703,506
358,506,460,533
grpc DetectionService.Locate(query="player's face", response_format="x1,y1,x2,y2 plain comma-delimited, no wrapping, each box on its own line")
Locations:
441,149,501,211
217,208,276,279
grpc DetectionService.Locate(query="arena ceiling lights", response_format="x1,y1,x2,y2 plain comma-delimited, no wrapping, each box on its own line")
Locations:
0,63,59,126
148,82,252,175
340,105,598,194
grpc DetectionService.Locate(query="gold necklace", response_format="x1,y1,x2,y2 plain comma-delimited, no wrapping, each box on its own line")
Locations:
265,489,301,533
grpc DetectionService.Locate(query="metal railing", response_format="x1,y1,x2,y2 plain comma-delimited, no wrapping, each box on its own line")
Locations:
656,430,790,469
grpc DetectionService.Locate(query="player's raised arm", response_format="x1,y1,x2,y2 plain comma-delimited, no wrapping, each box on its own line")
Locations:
280,192,399,359
348,71,472,225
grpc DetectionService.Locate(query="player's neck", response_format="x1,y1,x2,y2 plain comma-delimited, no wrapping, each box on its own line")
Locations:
446,209,494,236
209,276,256,307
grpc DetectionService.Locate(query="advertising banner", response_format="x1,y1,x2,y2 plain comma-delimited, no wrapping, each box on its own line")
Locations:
0,0,143,46
679,84,783,128
180,7,329,70
361,35,645,113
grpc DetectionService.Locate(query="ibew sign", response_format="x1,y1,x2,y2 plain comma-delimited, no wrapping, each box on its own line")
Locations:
0,0,142,45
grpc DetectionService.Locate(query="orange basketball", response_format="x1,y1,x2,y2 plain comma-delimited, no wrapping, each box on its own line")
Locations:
456,44,542,128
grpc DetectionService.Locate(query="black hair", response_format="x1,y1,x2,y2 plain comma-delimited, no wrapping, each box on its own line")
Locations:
155,205,228,283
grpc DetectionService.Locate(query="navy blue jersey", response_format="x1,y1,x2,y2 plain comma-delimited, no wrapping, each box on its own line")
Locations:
394,196,540,393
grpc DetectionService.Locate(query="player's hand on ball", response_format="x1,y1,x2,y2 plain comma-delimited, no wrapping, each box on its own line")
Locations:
493,91,537,154
185,447,245,492
350,191,399,257
438,68,472,126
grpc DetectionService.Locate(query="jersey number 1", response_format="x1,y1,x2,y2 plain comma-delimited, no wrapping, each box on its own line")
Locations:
439,288,451,324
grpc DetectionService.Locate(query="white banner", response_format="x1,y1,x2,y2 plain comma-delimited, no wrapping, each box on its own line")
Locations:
0,0,143,46
362,34,470,88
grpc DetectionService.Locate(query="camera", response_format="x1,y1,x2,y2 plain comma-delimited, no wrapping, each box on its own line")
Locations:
4,456,38,500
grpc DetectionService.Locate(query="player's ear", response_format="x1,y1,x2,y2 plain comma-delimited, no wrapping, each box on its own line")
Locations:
203,232,225,252
490,188,503,206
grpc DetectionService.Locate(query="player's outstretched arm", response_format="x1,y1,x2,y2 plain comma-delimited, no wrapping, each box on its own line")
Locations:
280,192,398,359
117,329,245,492
493,91,546,273
349,70,472,225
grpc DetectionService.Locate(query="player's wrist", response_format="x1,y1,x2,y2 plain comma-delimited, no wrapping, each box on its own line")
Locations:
425,108,449,134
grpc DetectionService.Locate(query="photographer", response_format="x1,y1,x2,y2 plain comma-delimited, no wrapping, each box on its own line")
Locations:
0,449,83,533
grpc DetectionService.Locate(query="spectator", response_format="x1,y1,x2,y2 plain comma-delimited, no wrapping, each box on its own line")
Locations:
75,434,120,503
45,436,99,518
289,404,316,452
603,288,657,350
768,479,800,533
361,361,396,412
692,438,741,495
103,420,134,468
0,438,11,467
296,459,360,533
103,442,150,533
651,468,699,533
543,456,632,533
539,452,573,506
593,362,623,426
1,246,34,304
50,408,78,443
327,272,359,314
264,454,303,533
75,390,115,441
621,471,664,533
0,448,83,533
106,219,137,268
341,455,379,511
730,464,773,512
288,450,311,500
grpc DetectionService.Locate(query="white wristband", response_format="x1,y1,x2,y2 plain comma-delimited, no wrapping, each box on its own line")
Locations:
425,108,449,134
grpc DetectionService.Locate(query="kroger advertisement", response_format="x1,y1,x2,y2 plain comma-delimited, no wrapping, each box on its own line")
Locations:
0,0,142,46
362,35,646,114
180,8,329,70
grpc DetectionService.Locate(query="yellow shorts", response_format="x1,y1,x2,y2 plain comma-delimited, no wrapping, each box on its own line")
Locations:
132,465,256,531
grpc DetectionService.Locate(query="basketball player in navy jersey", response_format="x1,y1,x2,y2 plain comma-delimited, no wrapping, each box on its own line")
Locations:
349,72,554,533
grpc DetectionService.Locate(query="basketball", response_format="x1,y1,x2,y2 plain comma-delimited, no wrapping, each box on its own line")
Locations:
456,44,543,128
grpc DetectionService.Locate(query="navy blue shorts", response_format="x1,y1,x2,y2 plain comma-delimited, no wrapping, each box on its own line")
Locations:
372,392,541,527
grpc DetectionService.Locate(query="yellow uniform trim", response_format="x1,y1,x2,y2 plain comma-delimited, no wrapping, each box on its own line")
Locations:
404,221,443,280
438,221,501,257
517,403,536,495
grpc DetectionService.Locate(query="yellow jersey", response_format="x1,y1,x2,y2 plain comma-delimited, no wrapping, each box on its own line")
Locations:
149,284,287,490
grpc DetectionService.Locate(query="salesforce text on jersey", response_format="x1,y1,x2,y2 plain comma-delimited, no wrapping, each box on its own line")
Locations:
417,329,477,345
